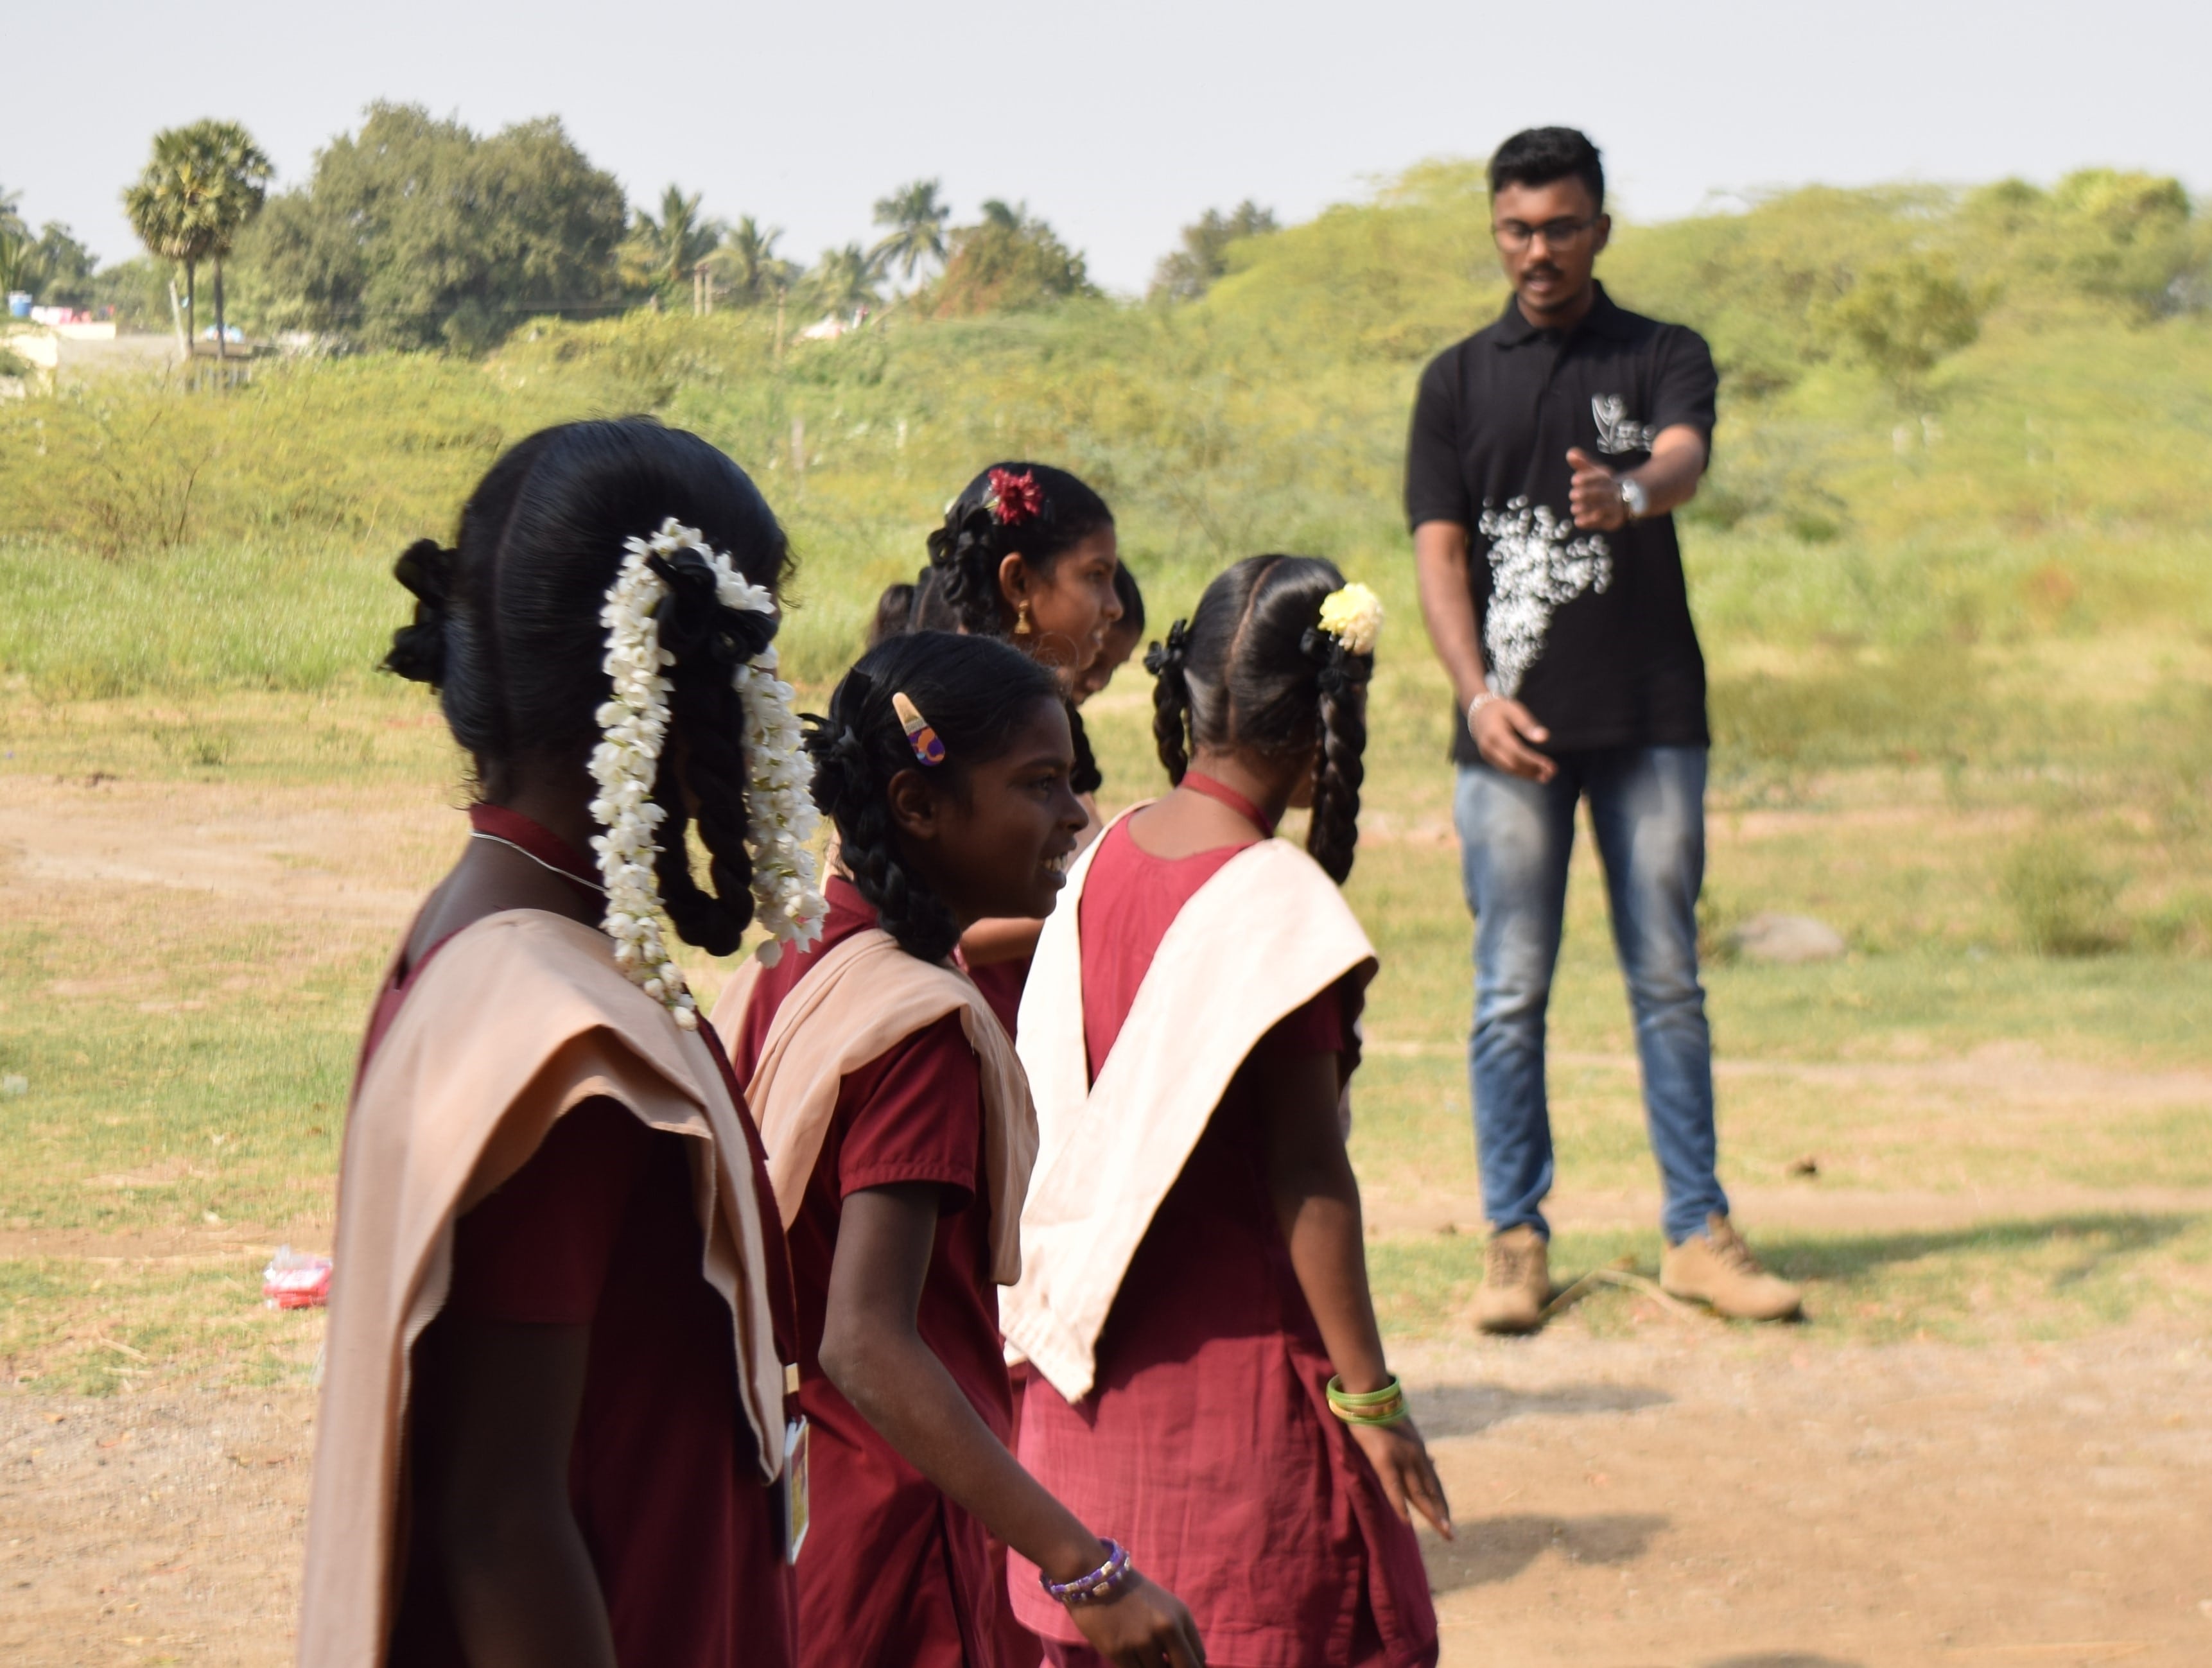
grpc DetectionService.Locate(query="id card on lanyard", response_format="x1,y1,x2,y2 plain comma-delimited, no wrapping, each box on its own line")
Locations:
783,1415,810,1563
780,1362,809,1563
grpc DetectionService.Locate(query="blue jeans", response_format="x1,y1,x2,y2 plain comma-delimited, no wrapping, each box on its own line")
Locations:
1454,747,1728,1244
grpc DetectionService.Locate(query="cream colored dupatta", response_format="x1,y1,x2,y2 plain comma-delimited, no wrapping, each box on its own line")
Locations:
298,910,787,1668
711,927,1037,1285
1002,810,1376,1403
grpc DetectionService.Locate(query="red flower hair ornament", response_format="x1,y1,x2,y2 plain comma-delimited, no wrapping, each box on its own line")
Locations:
986,467,1043,528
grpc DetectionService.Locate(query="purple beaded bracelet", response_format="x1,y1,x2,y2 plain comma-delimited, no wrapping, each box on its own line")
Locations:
1040,1538,1135,1606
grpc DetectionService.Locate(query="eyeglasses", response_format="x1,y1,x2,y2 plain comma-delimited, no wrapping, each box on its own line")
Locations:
1492,216,1598,251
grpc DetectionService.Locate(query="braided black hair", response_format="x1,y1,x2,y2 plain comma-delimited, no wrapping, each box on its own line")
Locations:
380,417,790,953
805,632,1062,963
1144,618,1194,785
1058,711,1096,798
1146,555,1373,883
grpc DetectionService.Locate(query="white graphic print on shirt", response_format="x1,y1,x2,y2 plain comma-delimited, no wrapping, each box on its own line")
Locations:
1592,394,1653,455
1476,497,1612,699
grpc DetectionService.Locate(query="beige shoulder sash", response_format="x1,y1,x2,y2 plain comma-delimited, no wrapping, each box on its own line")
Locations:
711,927,1037,1285
1002,813,1376,1402
298,910,786,1668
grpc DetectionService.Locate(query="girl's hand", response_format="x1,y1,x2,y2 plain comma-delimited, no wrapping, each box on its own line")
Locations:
1066,1570,1207,1667
1351,1418,1454,1540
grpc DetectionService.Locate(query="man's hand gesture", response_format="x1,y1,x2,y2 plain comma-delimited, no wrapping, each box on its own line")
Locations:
1566,447,1626,531
1470,696,1556,783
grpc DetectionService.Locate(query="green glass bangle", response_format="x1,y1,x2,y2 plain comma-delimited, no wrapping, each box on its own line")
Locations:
1336,1401,1413,1429
1326,1373,1406,1410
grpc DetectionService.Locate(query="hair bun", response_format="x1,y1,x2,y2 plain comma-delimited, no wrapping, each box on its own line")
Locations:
925,502,999,618
383,538,458,685
1144,618,1192,679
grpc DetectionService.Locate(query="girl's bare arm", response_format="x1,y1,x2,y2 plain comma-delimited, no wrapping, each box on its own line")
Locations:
823,1183,1206,1667
1253,1047,1453,1538
411,1321,618,1668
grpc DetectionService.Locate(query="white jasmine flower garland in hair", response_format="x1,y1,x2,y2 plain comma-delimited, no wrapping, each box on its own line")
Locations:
589,518,827,1029
1317,582,1384,655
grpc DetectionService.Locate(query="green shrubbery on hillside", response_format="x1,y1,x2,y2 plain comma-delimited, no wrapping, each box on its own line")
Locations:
4,164,2208,765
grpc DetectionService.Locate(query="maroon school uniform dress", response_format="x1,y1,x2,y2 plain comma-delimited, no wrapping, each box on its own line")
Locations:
729,874,1015,1668
965,957,1031,1043
1013,815,1440,1668
372,805,800,1668
955,951,1044,1668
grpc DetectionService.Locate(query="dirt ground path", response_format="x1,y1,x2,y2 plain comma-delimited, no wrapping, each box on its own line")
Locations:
1402,1327,2212,1667
5,1323,2208,1667
7,778,2212,1665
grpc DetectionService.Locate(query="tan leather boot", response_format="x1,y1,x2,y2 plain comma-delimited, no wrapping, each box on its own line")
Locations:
1660,1214,1803,1321
1474,1224,1551,1334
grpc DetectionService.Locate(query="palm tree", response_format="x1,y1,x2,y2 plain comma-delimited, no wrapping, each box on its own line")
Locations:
869,179,950,286
621,185,723,302
802,243,882,319
0,187,33,299
123,121,272,359
710,216,792,305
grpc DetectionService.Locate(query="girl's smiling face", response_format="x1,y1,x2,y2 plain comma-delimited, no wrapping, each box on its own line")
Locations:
1074,615,1143,704
999,528,1122,681
888,695,1089,928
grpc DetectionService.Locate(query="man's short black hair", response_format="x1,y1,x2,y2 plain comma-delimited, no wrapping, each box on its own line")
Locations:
1489,128,1605,213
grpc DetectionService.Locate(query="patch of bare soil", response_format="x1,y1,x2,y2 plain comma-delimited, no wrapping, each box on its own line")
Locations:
0,777,439,930
0,1387,313,1667
4,1329,2206,1666
1400,1326,2212,1666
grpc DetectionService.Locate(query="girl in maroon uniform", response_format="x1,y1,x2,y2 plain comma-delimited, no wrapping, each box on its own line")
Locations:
1004,557,1450,1668
868,464,1124,1037
712,631,1203,1668
302,419,815,1668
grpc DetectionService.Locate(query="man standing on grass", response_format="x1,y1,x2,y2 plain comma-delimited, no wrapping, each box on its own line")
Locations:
1404,126,1801,1332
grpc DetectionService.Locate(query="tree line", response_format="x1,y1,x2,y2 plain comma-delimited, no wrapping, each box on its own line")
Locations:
19,105,2197,376
6,105,1279,357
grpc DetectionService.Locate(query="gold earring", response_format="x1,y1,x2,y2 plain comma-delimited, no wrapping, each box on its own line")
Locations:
1015,600,1034,636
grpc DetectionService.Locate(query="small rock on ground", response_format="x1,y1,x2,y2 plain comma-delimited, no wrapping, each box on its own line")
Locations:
1730,911,1847,964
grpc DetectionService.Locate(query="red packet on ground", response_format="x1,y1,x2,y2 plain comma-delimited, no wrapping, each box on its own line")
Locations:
263,1246,333,1309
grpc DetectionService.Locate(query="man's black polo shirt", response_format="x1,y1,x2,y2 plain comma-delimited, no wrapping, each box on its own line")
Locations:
1405,281,1718,761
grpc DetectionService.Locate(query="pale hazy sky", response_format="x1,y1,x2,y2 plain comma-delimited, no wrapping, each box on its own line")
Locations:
6,0,2206,294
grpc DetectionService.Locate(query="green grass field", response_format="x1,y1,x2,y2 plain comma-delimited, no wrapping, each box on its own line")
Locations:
4,166,2211,1397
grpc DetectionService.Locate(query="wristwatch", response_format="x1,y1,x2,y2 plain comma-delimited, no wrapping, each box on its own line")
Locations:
1617,476,1649,521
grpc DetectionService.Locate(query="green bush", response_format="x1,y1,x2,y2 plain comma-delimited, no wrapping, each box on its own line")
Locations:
2002,835,2128,956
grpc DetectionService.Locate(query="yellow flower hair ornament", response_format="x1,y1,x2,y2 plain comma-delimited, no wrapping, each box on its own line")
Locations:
1316,582,1384,656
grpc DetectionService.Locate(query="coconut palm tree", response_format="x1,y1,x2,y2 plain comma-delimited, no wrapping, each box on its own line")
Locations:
123,121,272,359
801,243,882,320
621,185,723,304
0,188,33,299
710,216,793,305
869,179,951,286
